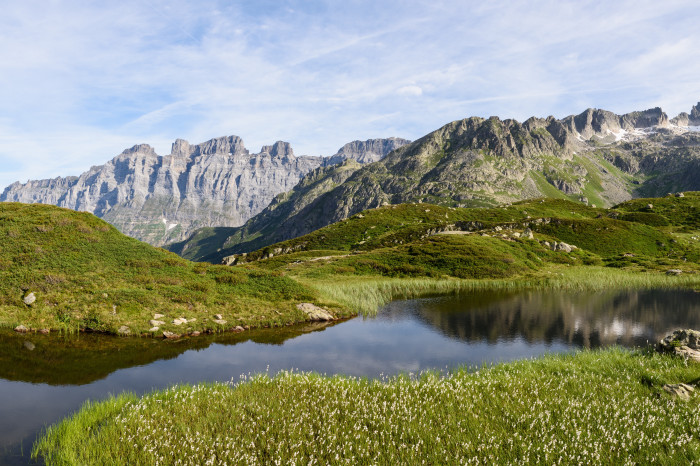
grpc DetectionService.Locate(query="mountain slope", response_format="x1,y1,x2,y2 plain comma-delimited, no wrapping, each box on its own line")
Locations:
173,103,700,263
1,137,409,246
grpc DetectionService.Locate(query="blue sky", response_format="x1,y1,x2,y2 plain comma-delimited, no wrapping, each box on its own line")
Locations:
1,0,699,189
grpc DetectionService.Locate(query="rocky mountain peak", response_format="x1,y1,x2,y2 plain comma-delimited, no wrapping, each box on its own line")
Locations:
691,102,700,124
260,141,295,159
620,107,668,129
170,139,192,157
192,135,249,157
324,137,411,166
121,144,157,157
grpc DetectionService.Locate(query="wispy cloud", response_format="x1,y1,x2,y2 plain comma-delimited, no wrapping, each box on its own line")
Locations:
1,0,699,188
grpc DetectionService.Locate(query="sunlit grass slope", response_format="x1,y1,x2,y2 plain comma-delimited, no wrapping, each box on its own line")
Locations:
33,349,700,464
0,203,346,335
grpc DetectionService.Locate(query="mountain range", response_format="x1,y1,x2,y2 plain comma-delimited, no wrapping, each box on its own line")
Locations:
167,102,700,263
0,137,409,245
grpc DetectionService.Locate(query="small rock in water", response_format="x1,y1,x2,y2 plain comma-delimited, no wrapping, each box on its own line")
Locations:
14,325,29,333
23,293,36,305
214,314,223,320
117,325,131,336
234,326,245,332
154,313,165,319
663,383,694,400
190,331,201,337
24,341,35,351
163,331,179,339
39,328,50,334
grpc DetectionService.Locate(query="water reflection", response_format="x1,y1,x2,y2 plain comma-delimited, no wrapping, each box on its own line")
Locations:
1,288,699,464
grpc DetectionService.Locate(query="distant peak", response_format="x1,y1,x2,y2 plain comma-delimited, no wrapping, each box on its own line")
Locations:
120,144,157,156
260,141,294,159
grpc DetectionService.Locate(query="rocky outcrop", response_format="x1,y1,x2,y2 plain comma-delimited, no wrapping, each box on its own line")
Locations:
323,138,411,166
1,136,408,246
657,329,700,362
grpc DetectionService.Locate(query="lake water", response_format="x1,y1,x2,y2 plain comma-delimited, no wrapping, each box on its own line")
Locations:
2,288,699,464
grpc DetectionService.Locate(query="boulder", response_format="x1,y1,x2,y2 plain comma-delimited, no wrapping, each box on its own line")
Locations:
14,325,29,333
214,314,223,320
663,383,694,400
297,303,335,321
666,269,683,276
522,228,534,239
658,329,700,362
39,328,50,334
190,331,201,337
163,331,179,339
23,293,36,305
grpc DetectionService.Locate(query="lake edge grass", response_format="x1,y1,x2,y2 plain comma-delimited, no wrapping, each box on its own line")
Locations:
32,347,700,464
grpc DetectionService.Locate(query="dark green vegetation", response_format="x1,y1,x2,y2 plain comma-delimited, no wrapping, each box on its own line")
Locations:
33,349,700,464
230,194,700,284
170,107,700,263
0,203,347,335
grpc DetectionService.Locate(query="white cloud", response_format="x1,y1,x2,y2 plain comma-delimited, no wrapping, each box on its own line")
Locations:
396,85,423,97
1,0,699,189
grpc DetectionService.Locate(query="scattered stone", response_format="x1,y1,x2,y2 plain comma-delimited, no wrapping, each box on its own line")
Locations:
234,326,244,332
511,232,521,238
666,269,683,276
117,325,131,336
676,192,685,198
102,293,108,298
154,313,165,319
356,214,364,218
190,331,201,337
172,318,188,326
647,204,654,209
163,331,179,339
149,319,165,327
39,328,50,334
24,341,35,351
149,326,160,332
623,253,636,257
493,226,503,232
658,329,700,362
213,319,227,325
111,305,117,315
214,314,223,320
663,383,694,400
297,303,335,321
14,325,28,333
522,228,534,240
23,293,36,305
187,318,197,323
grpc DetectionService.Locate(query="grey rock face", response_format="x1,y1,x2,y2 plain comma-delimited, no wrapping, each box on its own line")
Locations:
323,138,411,166
1,136,409,246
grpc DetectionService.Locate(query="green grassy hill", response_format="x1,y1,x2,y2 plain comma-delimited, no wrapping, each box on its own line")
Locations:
0,203,347,335
228,194,700,282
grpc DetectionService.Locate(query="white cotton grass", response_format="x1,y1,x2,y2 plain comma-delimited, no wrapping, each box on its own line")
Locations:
34,348,700,464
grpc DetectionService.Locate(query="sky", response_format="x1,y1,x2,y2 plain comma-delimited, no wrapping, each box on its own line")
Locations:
1,0,699,189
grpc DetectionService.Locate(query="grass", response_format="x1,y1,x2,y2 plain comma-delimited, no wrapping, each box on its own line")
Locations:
0,203,349,335
33,348,700,464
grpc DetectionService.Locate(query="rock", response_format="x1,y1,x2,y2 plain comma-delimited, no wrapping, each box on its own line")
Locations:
356,214,364,218
647,204,654,209
663,383,695,400
190,331,201,337
297,303,335,321
214,314,223,320
658,329,700,362
14,325,28,333
24,341,35,351
213,319,227,325
163,331,179,339
172,318,187,326
522,228,534,239
23,293,36,305
666,269,683,276
39,328,50,334
154,313,165,319
117,326,131,336
552,242,573,253
676,192,685,198
511,232,521,238
149,320,165,326
234,326,245,332
149,326,160,332
187,318,196,323
493,226,503,232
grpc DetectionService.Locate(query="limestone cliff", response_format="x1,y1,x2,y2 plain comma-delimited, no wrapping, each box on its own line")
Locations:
1,136,409,245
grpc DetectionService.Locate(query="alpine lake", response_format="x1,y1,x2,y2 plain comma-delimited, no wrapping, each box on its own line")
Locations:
2,287,699,464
